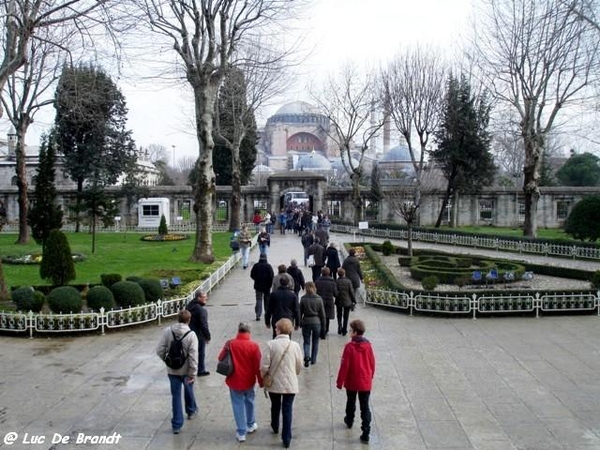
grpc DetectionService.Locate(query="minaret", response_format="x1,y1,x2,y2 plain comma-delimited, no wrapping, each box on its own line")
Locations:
383,95,390,154
7,128,16,160
370,100,379,157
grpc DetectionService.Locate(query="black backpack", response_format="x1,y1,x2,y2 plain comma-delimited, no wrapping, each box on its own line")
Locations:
164,329,193,369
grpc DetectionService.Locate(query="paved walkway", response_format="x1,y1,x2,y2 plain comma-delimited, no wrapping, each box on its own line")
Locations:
1,232,600,450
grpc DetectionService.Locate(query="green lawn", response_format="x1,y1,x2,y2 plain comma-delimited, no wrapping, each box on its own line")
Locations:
438,226,570,240
0,231,233,288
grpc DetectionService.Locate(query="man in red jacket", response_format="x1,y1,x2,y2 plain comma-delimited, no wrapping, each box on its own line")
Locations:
336,319,376,444
218,322,263,443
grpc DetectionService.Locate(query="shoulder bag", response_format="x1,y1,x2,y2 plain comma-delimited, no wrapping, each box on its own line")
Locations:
217,340,234,376
263,340,291,388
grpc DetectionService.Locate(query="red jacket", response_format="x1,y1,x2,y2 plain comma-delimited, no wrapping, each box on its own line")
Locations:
218,332,263,391
336,336,375,391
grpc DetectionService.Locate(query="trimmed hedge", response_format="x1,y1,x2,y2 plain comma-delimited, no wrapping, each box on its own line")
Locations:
86,285,116,311
136,278,163,303
12,287,45,313
101,273,122,288
111,281,146,307
47,286,82,313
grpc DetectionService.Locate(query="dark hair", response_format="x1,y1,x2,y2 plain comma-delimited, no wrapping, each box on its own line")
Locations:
321,267,330,276
337,268,346,277
278,264,287,273
349,248,356,256
279,276,289,286
349,319,365,335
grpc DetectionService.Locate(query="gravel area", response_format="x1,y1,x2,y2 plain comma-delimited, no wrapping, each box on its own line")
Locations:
379,255,592,291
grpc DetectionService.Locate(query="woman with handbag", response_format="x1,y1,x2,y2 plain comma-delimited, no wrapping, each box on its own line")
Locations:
217,322,263,443
260,318,303,448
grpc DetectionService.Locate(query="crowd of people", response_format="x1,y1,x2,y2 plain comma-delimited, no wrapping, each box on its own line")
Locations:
156,217,375,448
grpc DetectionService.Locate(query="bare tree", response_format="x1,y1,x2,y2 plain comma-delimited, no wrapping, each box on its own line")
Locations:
561,0,600,32
135,0,301,263
470,0,600,237
143,143,168,163
313,64,385,224
490,109,525,185
382,46,446,225
2,28,66,244
0,0,116,118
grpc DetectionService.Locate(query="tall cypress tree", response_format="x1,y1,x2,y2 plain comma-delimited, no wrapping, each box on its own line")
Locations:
432,74,495,227
28,135,64,246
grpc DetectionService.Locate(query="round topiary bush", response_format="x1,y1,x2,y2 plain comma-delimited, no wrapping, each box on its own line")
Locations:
12,286,45,313
100,273,122,288
137,278,163,303
125,275,143,283
86,285,116,311
421,275,439,291
381,240,394,256
111,281,146,307
47,286,82,313
591,270,600,290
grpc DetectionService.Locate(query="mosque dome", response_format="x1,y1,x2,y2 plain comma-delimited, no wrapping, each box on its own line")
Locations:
381,145,411,162
294,152,331,170
330,157,359,172
252,164,274,174
267,101,328,126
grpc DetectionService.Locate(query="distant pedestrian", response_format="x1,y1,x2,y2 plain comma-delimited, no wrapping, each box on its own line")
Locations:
250,253,274,322
252,210,262,233
218,322,263,443
315,267,338,336
186,290,211,376
342,247,364,290
156,310,198,434
324,242,341,280
335,268,356,335
237,225,252,269
299,282,326,367
265,277,300,339
307,237,326,282
336,319,375,444
261,318,304,449
279,210,287,234
286,259,306,298
301,229,314,267
272,264,295,293
258,227,271,256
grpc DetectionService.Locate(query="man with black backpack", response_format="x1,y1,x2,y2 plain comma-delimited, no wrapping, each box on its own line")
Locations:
156,309,198,434
186,290,211,376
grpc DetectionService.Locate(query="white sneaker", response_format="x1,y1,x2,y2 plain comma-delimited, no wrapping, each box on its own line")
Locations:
236,433,246,442
247,423,258,434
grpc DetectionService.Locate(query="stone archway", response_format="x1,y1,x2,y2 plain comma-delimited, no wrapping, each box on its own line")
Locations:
267,171,327,214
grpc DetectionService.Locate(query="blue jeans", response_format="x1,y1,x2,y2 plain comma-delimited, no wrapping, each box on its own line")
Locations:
302,323,321,363
197,339,206,374
240,246,250,267
269,393,295,445
168,374,197,431
259,244,269,256
229,388,256,436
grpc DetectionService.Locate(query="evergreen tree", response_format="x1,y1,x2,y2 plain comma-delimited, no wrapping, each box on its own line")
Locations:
556,152,600,186
40,229,76,286
79,184,120,254
432,74,495,227
564,195,600,241
53,64,137,231
28,135,64,246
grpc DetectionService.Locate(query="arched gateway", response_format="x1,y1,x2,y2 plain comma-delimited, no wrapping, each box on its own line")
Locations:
267,171,327,213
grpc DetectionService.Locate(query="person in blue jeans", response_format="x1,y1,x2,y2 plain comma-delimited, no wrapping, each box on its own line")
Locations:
156,310,199,434
260,319,303,449
257,226,270,255
299,282,326,366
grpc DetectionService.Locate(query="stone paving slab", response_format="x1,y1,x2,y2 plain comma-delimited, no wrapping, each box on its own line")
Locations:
1,232,600,449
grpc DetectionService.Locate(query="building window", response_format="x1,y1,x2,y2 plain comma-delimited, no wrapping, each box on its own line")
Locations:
253,200,267,212
518,201,525,224
142,205,160,217
479,200,493,221
180,200,191,221
326,200,341,218
11,176,18,186
556,201,570,220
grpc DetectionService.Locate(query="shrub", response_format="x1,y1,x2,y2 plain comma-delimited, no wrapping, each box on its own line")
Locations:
564,195,600,242
381,240,394,256
100,273,122,288
111,281,146,307
125,275,143,283
591,271,600,290
12,287,45,313
86,286,116,311
40,229,76,286
421,275,439,291
455,276,471,289
158,214,169,236
398,256,412,267
137,278,163,303
47,286,82,313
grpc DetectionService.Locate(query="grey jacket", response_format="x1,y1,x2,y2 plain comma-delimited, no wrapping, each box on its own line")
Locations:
156,322,199,377
300,293,326,328
335,276,356,308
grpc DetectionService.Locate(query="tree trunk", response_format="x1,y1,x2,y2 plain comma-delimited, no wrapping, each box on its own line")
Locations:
407,221,413,257
75,179,84,233
0,256,8,301
522,133,542,237
435,182,453,228
15,125,30,244
229,142,242,231
190,84,218,264
351,171,362,224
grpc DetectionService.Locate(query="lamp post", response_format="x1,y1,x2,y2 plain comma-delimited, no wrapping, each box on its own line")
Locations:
172,145,176,168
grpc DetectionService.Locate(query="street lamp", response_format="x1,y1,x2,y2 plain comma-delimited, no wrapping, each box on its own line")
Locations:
172,145,176,168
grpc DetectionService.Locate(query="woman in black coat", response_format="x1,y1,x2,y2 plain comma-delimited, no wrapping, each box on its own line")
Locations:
341,247,363,290
324,242,341,280
314,267,338,336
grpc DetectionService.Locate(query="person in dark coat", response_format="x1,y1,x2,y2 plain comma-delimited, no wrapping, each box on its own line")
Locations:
300,229,314,267
265,277,300,339
314,227,329,248
342,247,363,290
307,238,326,282
186,290,211,376
250,253,274,322
314,267,338,336
324,242,341,280
335,268,356,335
299,282,326,367
286,259,305,298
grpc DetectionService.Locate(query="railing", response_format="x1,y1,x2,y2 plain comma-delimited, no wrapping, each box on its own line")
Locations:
364,288,599,319
0,243,247,337
331,224,600,261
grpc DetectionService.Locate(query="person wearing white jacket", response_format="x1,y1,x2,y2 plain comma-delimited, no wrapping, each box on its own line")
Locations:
261,318,303,448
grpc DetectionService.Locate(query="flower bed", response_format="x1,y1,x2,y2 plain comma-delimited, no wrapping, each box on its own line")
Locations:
140,234,189,242
2,253,86,265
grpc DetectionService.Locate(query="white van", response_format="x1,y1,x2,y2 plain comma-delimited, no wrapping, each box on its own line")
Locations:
284,191,309,206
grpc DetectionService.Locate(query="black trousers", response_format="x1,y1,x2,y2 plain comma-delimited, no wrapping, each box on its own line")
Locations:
336,305,351,333
345,390,371,437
